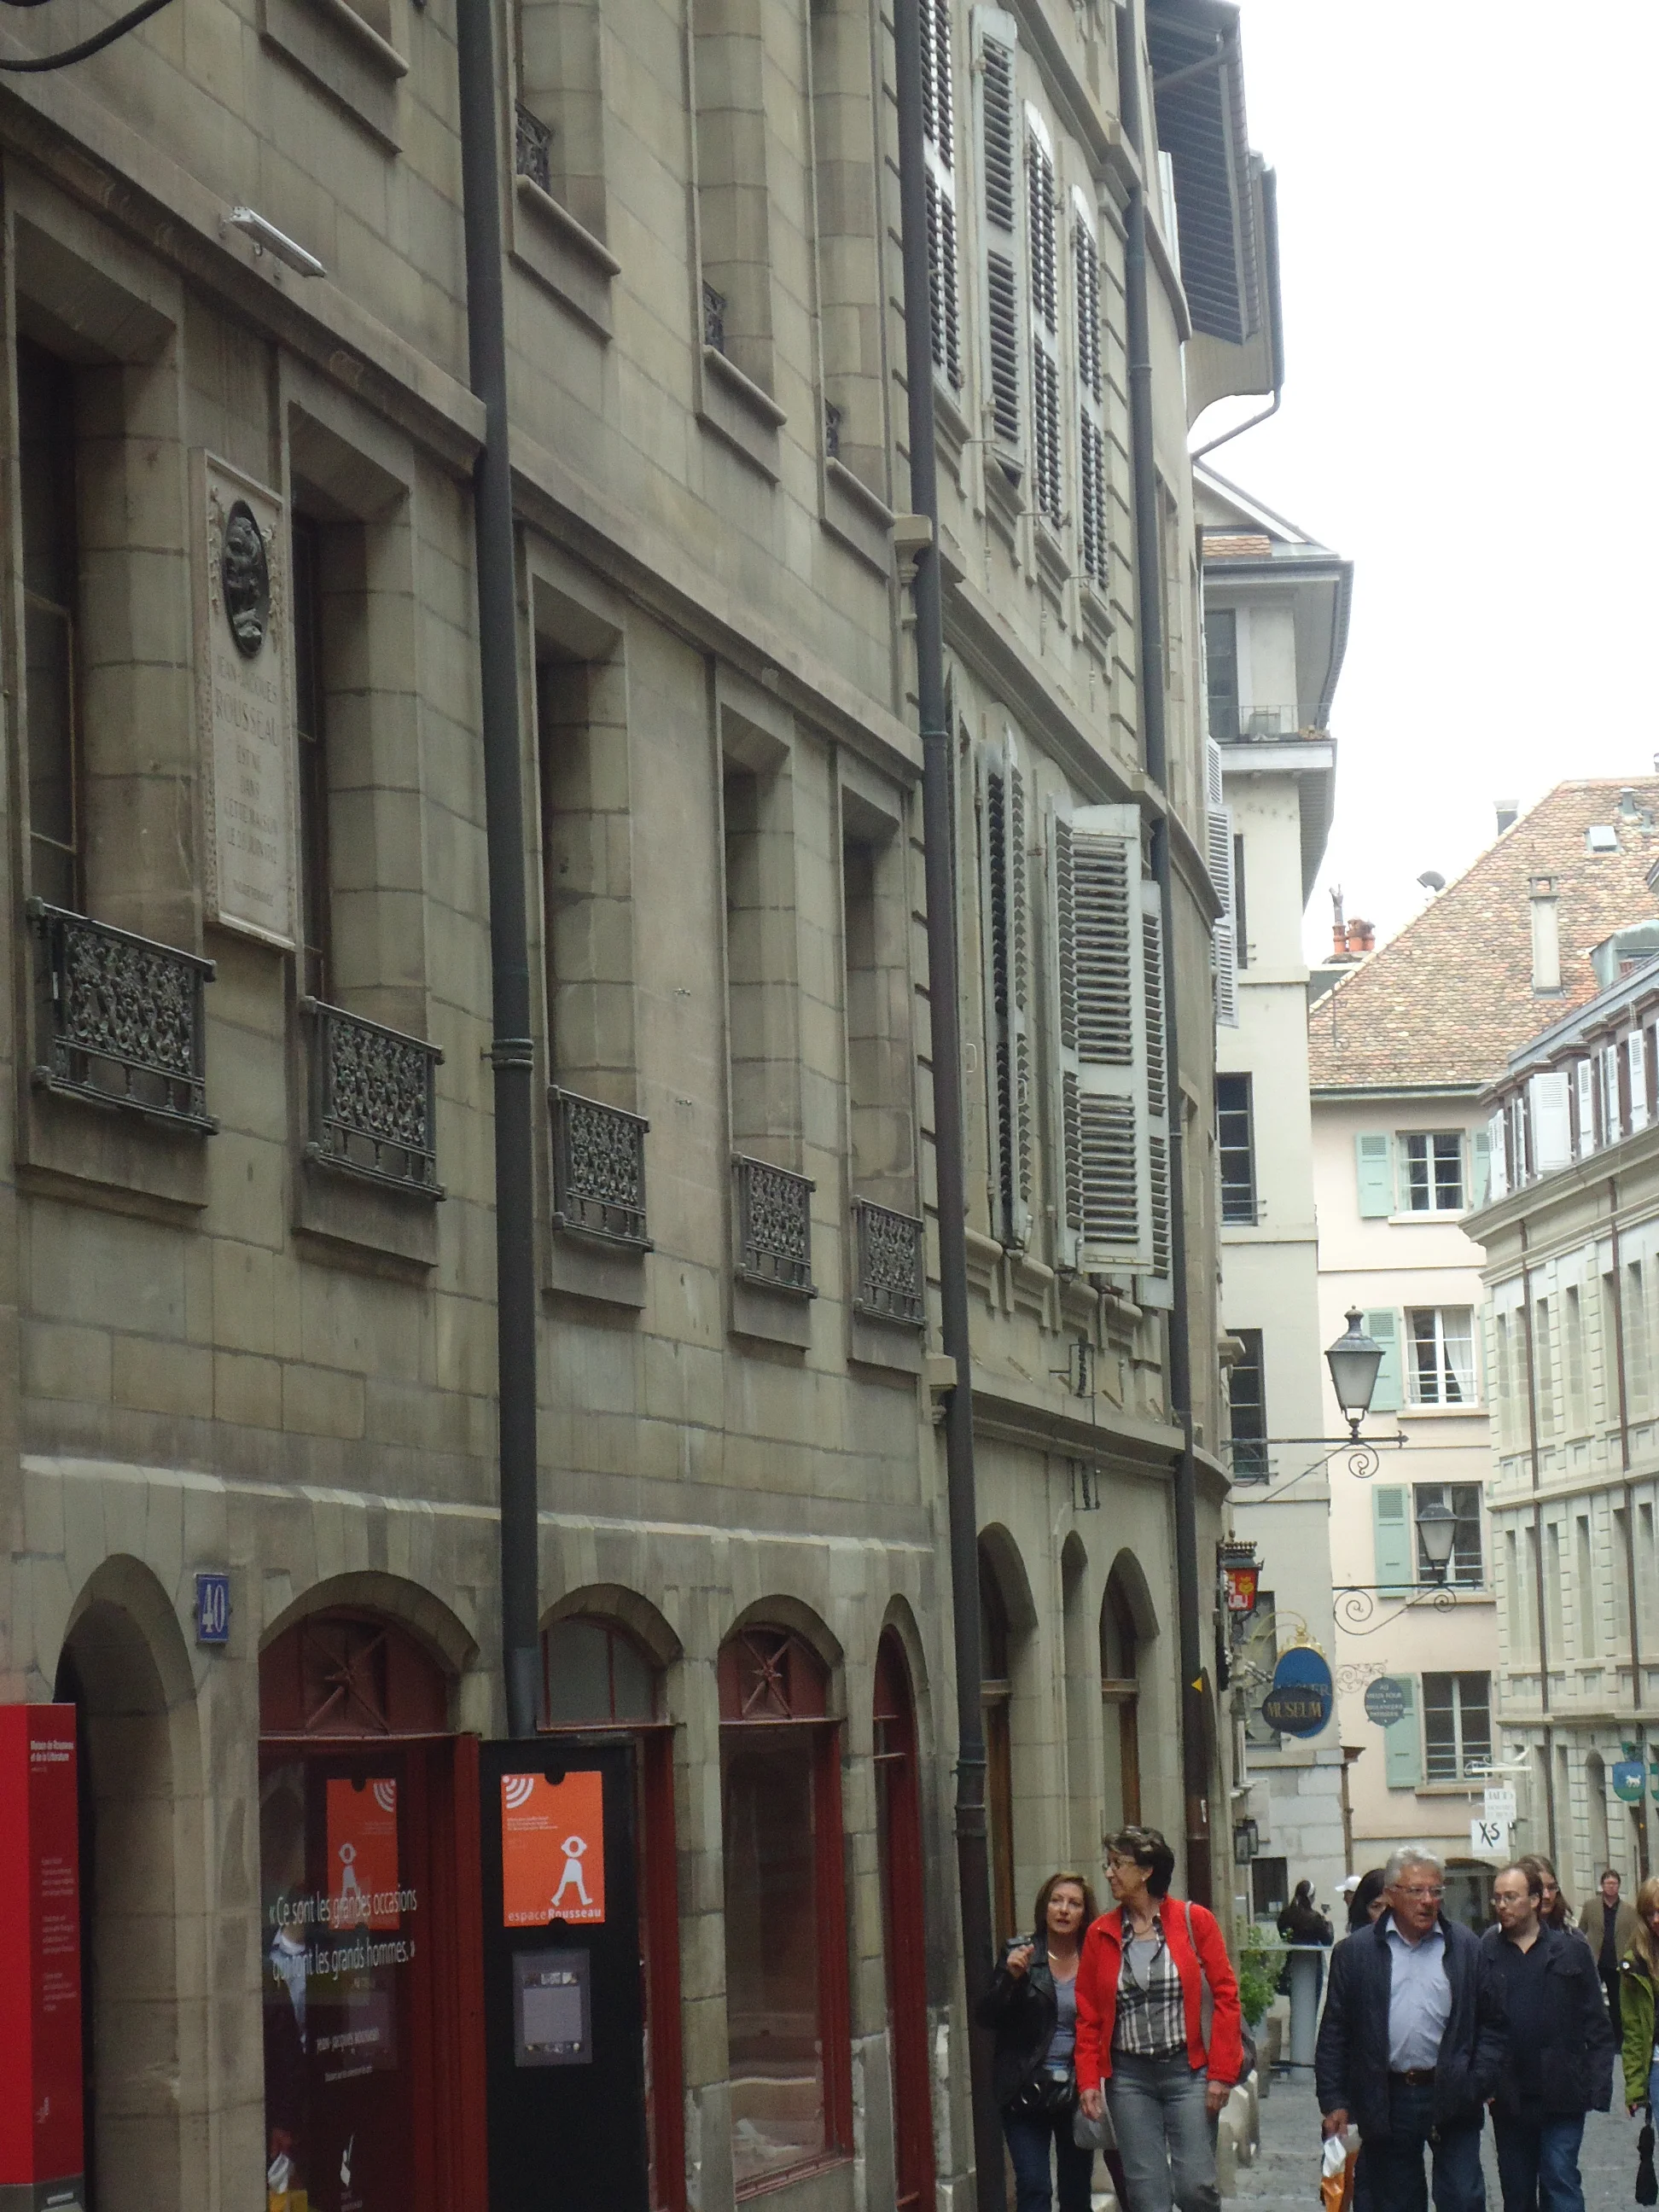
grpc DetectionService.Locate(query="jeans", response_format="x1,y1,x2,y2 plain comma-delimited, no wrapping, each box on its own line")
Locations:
1004,2105,1095,2212
1492,2112,1585,2212
1104,2051,1219,2212
1353,2081,1485,2212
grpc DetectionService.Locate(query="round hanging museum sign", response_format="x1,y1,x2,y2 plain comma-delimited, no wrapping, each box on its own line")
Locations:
1261,1646,1335,1738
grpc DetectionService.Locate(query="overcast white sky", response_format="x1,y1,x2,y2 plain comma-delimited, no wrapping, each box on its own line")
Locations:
1194,2,1659,960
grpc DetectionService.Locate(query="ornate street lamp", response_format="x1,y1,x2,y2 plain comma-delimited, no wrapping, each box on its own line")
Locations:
1325,1308,1385,1441
1416,1499,1458,1584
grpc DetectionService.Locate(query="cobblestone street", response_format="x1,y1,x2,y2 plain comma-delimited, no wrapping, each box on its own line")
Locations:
1231,2065,1646,2212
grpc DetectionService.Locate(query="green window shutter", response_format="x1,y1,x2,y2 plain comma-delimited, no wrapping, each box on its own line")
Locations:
1364,1309,1401,1412
1382,1676,1421,1788
1356,1132,1393,1217
1373,1483,1414,1593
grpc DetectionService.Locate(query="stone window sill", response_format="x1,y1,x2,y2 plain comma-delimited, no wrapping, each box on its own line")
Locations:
984,451,1023,556
698,346,785,480
260,0,405,148
294,1155,437,1276
821,455,893,577
511,175,619,341
1080,577,1114,655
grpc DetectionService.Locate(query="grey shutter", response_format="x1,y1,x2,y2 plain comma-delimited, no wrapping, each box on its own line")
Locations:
1382,1677,1422,1788
1074,201,1107,590
1373,1484,1414,1595
975,8,1021,453
920,0,962,389
1205,738,1237,1030
1027,125,1061,527
1138,879,1173,1307
1529,1070,1572,1174
980,731,1033,1249
1472,1125,1492,1208
1355,1132,1392,1218
1487,1108,1509,1198
1575,1060,1597,1158
1363,1307,1401,1412
1071,803,1150,1271
1631,1029,1650,1132
1049,797,1082,1270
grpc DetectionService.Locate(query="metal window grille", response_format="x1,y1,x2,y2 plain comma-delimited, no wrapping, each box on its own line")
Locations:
26,899,216,1131
515,103,553,195
303,998,443,1195
702,282,727,353
851,1198,925,1327
733,1155,814,1295
550,1087,650,1248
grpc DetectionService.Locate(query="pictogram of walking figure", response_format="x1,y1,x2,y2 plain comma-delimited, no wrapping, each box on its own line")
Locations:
551,1833,592,1913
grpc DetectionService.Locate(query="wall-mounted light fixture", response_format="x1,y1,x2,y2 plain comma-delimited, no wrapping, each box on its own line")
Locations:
224,207,326,278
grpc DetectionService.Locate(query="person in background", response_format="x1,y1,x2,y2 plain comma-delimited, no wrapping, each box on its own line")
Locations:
1482,1861,1611,2212
1577,1870,1637,2037
1519,1854,1573,1937
1618,1876,1659,2120
1279,1880,1336,1947
1344,1871,1388,1936
978,1871,1098,2212
1076,1825,1242,2212
1315,1843,1508,2212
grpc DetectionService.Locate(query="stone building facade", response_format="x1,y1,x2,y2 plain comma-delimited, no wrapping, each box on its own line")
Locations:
0,0,1268,2204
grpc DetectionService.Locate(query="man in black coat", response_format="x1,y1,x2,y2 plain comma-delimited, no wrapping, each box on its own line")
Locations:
1316,1845,1507,2212
1483,1861,1612,2212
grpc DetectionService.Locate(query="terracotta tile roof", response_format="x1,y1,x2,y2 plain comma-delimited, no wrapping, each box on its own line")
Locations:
1202,533,1272,558
1307,779,1659,1091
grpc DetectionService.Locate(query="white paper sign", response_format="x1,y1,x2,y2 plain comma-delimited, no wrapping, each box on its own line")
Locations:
196,454,294,949
1470,1816,1506,1854
1483,1787,1516,1824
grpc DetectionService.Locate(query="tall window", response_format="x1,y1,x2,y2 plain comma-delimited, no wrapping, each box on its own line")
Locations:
1217,1073,1255,1224
1400,1131,1464,1211
918,0,961,392
1226,1328,1267,1481
20,340,82,911
1206,607,1239,743
872,1633,934,2212
1074,202,1107,590
1025,118,1061,532
1233,833,1248,969
291,514,331,999
1422,1672,1492,1781
1099,1569,1142,1828
1413,1482,1482,1586
719,1627,850,2193
1407,1307,1476,1406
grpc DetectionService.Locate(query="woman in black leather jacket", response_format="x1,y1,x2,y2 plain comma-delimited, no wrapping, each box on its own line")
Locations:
977,1871,1099,2212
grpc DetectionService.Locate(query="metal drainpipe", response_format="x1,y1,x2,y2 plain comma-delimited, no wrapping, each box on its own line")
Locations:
1517,1224,1556,1856
457,0,542,1741
1609,1182,1651,1876
893,1,1000,2199
1118,0,1212,1906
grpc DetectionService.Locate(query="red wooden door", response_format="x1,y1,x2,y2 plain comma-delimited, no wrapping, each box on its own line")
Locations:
873,1633,934,2212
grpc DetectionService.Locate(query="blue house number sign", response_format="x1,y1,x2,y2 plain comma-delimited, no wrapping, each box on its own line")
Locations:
195,1571,231,1646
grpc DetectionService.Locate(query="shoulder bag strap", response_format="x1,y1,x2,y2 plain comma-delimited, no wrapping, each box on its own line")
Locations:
1184,1900,1215,2052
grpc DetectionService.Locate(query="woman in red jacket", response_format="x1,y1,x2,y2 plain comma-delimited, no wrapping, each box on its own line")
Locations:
1075,1825,1242,2212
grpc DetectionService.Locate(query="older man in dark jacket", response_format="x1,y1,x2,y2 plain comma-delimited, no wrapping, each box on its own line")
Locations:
1484,1862,1612,2212
1316,1846,1508,2212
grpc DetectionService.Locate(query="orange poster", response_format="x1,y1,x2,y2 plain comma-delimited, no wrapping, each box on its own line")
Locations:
325,1776,400,1930
501,1771,606,1927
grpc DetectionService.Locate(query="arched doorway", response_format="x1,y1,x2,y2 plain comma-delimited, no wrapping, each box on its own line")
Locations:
873,1629,934,2211
259,1607,484,2212
55,1579,195,2212
1101,1569,1143,1829
718,1620,852,2193
540,1610,684,2212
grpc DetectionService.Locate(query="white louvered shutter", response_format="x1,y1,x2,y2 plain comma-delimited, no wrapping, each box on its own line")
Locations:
980,731,1033,1248
1205,737,1237,1029
1138,877,1173,1306
920,0,962,390
1575,1059,1597,1158
1073,189,1107,590
1026,111,1061,530
975,8,1021,459
1069,805,1151,1272
1049,796,1082,1269
1486,1109,1508,1202
1529,1070,1572,1174
1630,1030,1649,1133
1603,1043,1621,1143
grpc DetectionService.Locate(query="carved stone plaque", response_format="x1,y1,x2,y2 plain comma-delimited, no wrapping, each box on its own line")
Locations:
195,454,294,948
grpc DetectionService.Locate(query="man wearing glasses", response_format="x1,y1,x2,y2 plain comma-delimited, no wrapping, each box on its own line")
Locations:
1483,1863,1611,2212
1316,1846,1508,2211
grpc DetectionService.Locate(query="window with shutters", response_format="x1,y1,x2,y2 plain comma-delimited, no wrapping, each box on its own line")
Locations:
1048,797,1082,1268
1025,114,1061,532
1372,1485,1413,1596
1354,1132,1392,1218
1216,1073,1254,1225
1071,806,1152,1272
980,735,1033,1249
1406,1307,1476,1406
1073,195,1107,592
1413,1483,1482,1586
1382,1676,1421,1789
1205,738,1237,1027
1400,1132,1464,1212
1138,879,1172,1295
975,10,1021,463
918,0,962,392
1362,1309,1401,1412
1422,1672,1492,1782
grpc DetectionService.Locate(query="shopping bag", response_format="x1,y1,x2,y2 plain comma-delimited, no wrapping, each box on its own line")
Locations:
1320,2132,1355,2212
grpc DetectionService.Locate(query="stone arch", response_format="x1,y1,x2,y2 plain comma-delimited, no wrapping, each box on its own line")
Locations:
259,1569,479,1678
54,1555,205,2212
723,1593,845,1712
977,1522,1038,1638
876,1592,934,1753
544,1581,684,1669
1101,1548,1157,1834
1103,1545,1161,1646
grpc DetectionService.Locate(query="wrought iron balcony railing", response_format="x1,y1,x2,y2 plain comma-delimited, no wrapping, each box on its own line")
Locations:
26,899,216,1132
302,998,443,1196
550,1087,650,1248
733,1154,814,1295
515,102,553,195
850,1196,926,1327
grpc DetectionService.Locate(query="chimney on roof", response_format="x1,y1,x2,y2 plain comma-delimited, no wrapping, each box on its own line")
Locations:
1345,919,1375,955
1495,799,1518,835
1330,883,1347,962
1530,875,1562,995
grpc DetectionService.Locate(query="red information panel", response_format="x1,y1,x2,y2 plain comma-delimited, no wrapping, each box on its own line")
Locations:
500,1772,605,1927
0,1704,84,2203
325,1777,401,1930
